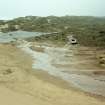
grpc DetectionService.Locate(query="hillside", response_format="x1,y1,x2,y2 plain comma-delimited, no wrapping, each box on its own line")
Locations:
0,16,105,46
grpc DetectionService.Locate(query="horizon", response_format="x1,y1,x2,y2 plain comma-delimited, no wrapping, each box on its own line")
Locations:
1,15,105,21
0,0,105,20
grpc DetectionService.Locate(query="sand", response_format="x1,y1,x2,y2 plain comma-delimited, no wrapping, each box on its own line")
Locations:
0,43,105,105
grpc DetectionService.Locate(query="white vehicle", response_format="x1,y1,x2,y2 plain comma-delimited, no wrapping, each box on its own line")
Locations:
67,35,78,45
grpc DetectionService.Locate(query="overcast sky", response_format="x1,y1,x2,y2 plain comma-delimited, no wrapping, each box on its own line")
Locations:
0,0,105,19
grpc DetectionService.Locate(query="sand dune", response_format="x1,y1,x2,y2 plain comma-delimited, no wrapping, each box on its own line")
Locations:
0,43,105,105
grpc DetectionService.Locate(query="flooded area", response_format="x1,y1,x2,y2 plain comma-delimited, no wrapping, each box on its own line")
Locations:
17,40,105,97
0,31,44,43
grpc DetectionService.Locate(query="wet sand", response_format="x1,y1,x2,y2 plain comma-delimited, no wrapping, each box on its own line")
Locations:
0,43,105,105
17,41,105,97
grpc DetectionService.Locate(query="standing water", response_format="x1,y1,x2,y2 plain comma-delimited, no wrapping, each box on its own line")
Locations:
0,31,45,43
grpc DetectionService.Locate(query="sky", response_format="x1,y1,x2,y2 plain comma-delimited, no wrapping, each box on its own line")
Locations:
0,0,105,19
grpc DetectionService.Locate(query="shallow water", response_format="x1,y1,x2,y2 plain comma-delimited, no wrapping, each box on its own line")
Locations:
0,31,44,43
18,41,105,97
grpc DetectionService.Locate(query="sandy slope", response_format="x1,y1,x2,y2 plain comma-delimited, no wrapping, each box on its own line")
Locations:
0,43,105,105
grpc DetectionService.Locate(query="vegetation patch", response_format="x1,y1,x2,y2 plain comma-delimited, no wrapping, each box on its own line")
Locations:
0,16,105,47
